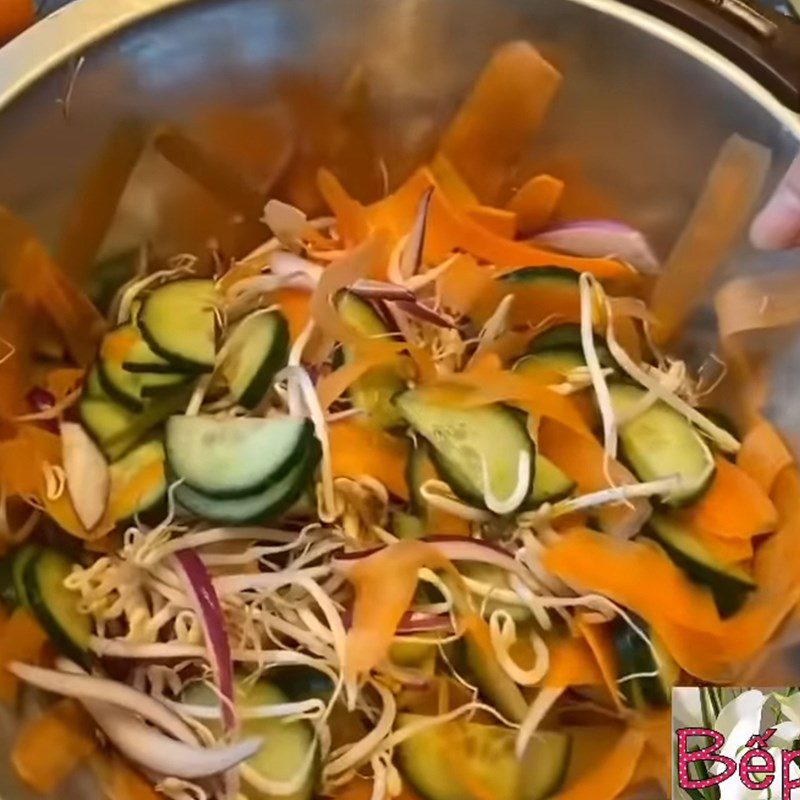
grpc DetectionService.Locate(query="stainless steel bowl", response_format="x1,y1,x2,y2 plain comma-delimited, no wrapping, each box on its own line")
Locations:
0,0,799,796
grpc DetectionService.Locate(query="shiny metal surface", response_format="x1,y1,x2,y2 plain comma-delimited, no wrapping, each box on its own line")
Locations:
0,0,798,796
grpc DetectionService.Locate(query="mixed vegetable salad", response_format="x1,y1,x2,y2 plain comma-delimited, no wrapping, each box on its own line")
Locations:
0,39,797,800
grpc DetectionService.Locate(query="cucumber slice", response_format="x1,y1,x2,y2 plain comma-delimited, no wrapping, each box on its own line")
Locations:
515,350,585,378
122,332,175,374
612,614,679,710
139,371,193,397
85,366,105,398
336,292,405,428
183,680,318,800
167,415,312,498
23,549,91,666
397,713,570,800
392,510,427,540
221,311,289,409
497,266,580,288
406,441,435,516
395,389,534,511
645,514,755,618
611,383,715,507
530,454,575,506
108,440,167,519
461,629,528,723
98,326,147,411
175,437,321,524
0,545,41,609
138,279,217,371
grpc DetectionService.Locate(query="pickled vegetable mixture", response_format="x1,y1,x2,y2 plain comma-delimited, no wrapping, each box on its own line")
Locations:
0,39,797,800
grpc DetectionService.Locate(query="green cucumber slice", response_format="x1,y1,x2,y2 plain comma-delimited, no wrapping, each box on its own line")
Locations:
167,415,312,498
644,514,755,618
23,549,91,666
336,292,405,428
221,310,289,409
460,562,531,623
175,437,321,524
396,713,570,800
406,441,434,517
497,266,579,288
122,331,175,374
108,440,167,518
0,545,42,609
530,454,575,507
183,680,317,800
139,371,193,397
98,326,147,411
138,279,217,371
392,510,427,540
611,383,715,507
515,350,585,378
395,389,534,511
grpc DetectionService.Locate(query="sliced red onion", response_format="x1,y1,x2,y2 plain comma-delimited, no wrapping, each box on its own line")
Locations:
174,550,236,731
392,299,456,329
340,608,454,635
399,188,434,280
26,388,59,433
9,662,197,744
83,696,260,779
350,279,415,303
531,220,659,274
269,251,323,287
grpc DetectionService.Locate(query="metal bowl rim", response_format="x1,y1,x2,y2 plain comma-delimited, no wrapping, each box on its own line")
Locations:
0,0,796,140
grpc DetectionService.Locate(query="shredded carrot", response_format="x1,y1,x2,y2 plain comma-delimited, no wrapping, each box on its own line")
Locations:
738,417,794,494
42,492,116,542
506,174,564,233
0,426,61,497
554,726,646,800
540,635,603,688
343,540,456,680
576,616,623,710
272,288,311,342
0,0,33,43
0,291,36,419
318,168,370,247
439,41,562,203
12,698,97,793
676,455,777,540
436,253,499,321
329,421,410,500
425,188,632,280
410,448,471,536
0,209,105,365
631,710,670,793
367,168,436,240
538,418,644,532
45,367,85,402
0,608,48,704
90,751,162,800
429,154,479,208
467,206,518,239
650,135,771,344
108,459,165,523
493,276,582,329
56,123,147,283
691,528,753,565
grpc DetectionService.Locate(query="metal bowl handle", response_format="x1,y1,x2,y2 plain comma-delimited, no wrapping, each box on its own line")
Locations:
619,0,800,110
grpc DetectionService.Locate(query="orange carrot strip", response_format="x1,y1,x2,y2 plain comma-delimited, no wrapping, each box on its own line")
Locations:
0,608,48,704
367,169,435,240
343,540,456,680
44,367,85,402
676,455,777,540
317,168,370,247
576,616,623,710
541,636,603,687
467,206,518,239
317,348,407,411
554,726,646,800
90,752,161,800
495,279,582,329
506,174,565,233
56,123,147,283
429,154,479,208
542,527,721,634
691,529,753,565
42,492,116,541
329,421,410,500
437,253,500,321
0,291,36,419
0,426,61,498
272,288,311,342
737,417,794,494
439,42,562,203
0,209,105,365
12,699,97,793
425,189,631,280
650,135,771,344
0,0,33,43
632,710,671,794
